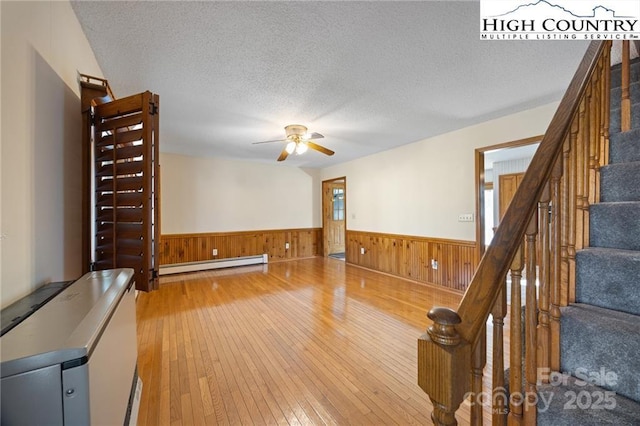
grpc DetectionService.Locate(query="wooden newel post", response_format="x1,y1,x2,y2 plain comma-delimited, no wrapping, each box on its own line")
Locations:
418,307,471,426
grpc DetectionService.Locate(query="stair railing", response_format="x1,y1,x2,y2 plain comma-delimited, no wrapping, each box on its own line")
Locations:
418,40,620,425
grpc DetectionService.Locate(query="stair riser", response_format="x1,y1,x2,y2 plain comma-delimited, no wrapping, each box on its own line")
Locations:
609,128,640,163
610,81,640,110
576,249,640,316
600,162,640,202
560,304,640,402
590,203,640,251
610,59,640,89
610,102,640,134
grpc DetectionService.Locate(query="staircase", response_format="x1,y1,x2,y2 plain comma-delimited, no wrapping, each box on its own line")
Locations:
417,42,640,426
535,58,640,425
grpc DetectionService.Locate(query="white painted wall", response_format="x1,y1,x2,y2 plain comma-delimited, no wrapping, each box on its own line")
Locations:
321,103,559,241
0,0,566,307
160,153,321,234
1,1,103,308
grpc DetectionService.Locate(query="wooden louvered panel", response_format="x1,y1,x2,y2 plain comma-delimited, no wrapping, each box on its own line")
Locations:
116,176,145,192
94,255,144,269
95,93,149,119
96,207,144,223
97,128,143,147
94,91,159,291
96,161,144,177
96,176,145,193
96,145,144,162
96,192,143,208
96,113,143,133
95,242,143,257
97,223,144,240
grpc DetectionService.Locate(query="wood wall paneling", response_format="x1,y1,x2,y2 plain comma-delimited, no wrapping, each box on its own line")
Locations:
346,230,477,292
161,228,476,291
160,228,323,265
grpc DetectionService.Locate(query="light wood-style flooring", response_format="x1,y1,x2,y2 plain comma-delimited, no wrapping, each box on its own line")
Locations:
135,257,485,425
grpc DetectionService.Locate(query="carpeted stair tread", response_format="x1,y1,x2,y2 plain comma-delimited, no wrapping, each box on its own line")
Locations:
576,248,640,316
590,202,640,251
537,374,640,426
600,161,640,202
610,101,640,133
610,80,640,110
536,60,640,425
609,128,640,163
560,303,640,402
610,57,640,89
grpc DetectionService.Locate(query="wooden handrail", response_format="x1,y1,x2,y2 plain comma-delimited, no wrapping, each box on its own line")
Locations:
418,40,611,425
456,41,606,345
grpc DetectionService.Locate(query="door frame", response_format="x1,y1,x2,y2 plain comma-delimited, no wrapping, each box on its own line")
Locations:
474,135,542,262
322,177,347,257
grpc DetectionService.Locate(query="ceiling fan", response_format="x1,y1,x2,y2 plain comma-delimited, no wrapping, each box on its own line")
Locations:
252,124,335,162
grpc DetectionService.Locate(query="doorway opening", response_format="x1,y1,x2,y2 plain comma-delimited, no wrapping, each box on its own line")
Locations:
322,177,346,260
475,136,541,261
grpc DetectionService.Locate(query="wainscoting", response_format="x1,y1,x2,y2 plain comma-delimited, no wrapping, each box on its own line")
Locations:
345,230,478,292
159,228,322,265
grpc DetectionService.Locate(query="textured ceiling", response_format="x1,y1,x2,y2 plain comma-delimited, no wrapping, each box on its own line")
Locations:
71,1,589,168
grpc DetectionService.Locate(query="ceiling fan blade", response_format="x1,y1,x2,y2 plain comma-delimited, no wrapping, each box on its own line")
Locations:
308,132,324,140
277,147,290,162
307,141,334,156
252,138,287,145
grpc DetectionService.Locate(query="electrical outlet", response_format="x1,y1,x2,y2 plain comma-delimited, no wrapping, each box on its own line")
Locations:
285,242,290,250
458,213,474,222
431,259,438,270
360,247,365,255
212,248,218,256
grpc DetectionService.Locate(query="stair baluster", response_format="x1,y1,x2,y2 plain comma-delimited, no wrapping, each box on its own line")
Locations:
589,62,602,204
601,46,611,167
560,130,573,307
491,287,507,426
549,157,563,373
507,246,524,425
523,213,538,425
575,94,590,302
471,328,486,425
621,41,631,132
537,183,551,379
569,103,583,304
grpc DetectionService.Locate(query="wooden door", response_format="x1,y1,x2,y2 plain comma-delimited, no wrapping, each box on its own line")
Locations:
499,172,528,266
93,91,160,291
498,172,525,220
323,179,346,256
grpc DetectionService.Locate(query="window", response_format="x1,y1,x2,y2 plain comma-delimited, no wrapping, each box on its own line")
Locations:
333,188,344,221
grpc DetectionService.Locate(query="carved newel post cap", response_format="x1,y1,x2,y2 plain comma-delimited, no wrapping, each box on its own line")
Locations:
427,307,461,346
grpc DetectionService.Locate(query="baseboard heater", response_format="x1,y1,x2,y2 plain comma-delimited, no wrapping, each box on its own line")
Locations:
1,269,140,425
159,253,268,275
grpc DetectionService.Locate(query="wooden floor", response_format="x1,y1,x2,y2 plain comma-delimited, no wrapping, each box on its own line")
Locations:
135,257,483,425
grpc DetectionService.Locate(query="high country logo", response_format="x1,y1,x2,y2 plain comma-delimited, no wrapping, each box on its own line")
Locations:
480,0,640,40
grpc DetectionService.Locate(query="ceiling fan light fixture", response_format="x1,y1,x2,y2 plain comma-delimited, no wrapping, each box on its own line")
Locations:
285,124,307,138
295,142,308,155
285,141,296,154
252,124,332,161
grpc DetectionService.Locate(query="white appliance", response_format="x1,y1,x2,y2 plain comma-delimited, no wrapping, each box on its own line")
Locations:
1,269,139,425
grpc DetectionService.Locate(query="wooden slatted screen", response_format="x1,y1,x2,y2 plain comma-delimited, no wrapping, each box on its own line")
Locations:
93,91,160,291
